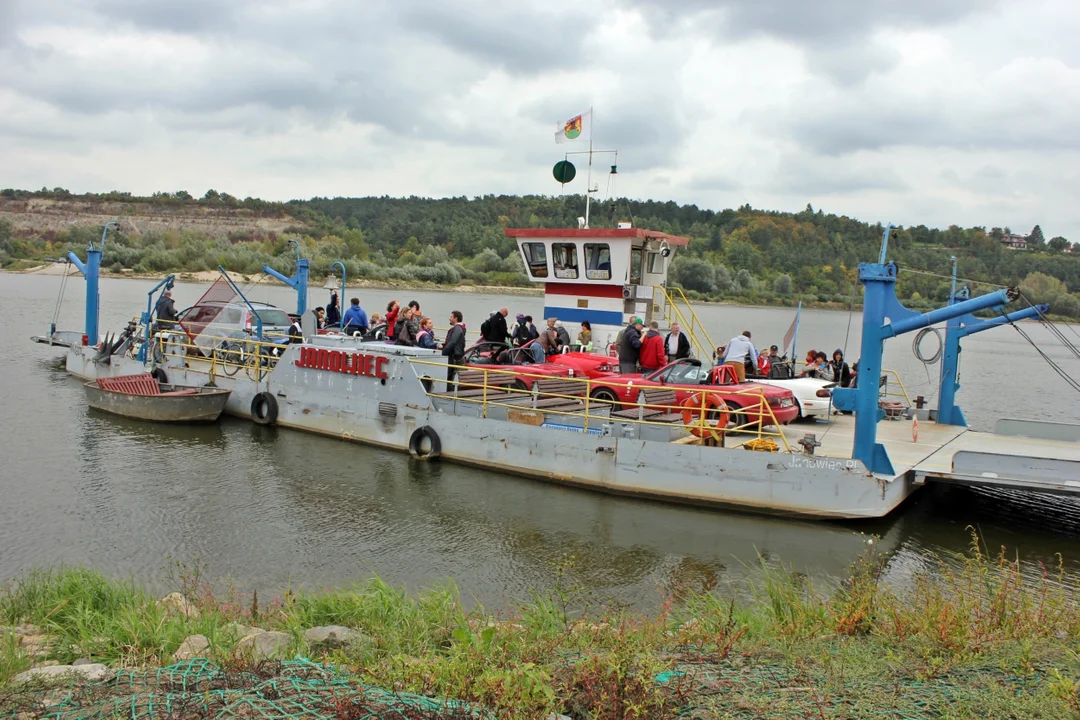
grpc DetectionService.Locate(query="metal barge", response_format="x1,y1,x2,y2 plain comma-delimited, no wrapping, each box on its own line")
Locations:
32,223,1080,519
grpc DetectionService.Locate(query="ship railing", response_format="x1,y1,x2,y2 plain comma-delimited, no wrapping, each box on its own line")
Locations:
408,359,792,452
879,369,913,407
652,285,717,361
148,330,287,384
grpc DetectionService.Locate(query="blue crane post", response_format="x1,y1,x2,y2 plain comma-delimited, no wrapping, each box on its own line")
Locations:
262,238,309,316
936,301,1047,426
831,224,1018,474
66,221,118,347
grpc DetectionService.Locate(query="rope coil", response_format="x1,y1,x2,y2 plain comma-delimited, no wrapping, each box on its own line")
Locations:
912,327,943,365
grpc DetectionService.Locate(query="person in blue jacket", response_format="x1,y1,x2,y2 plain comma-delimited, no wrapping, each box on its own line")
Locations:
341,297,368,336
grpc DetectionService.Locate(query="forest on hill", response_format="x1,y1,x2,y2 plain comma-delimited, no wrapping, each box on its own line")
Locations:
1,186,1078,318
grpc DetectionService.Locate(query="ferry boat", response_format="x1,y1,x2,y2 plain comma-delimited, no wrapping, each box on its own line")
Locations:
31,223,1080,519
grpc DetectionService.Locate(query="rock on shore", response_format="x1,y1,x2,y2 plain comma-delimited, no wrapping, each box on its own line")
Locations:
12,664,113,685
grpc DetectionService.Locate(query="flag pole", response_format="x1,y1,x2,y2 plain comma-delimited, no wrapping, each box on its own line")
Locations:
585,106,594,229
791,301,802,361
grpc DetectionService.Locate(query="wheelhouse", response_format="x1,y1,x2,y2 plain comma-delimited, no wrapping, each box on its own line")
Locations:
504,226,689,348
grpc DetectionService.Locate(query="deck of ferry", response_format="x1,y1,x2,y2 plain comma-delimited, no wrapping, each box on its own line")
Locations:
775,414,1080,495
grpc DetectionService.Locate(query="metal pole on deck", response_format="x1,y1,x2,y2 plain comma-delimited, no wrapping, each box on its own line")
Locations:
331,261,347,304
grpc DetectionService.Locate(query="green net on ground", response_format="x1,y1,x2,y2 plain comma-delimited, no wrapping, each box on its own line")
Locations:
5,659,494,720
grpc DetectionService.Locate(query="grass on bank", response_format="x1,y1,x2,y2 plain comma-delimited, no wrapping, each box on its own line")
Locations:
3,532,1080,719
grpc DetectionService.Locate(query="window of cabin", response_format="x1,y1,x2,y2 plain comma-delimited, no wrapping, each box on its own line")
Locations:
648,251,664,274
521,242,548,278
630,247,643,285
584,243,612,280
552,243,579,279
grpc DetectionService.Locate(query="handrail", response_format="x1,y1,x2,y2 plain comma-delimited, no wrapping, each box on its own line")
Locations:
408,358,792,452
151,330,289,383
653,285,716,361
880,369,912,406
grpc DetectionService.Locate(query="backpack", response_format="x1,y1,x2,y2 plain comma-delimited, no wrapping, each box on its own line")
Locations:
615,328,626,349
480,317,491,338
555,326,570,348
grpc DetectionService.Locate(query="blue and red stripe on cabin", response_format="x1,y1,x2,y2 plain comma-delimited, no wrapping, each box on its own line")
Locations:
542,282,626,326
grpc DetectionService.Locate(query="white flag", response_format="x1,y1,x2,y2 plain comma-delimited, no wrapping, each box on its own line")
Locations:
555,109,592,144
782,304,800,355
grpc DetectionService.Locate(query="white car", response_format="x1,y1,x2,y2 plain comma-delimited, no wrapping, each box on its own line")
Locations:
751,375,835,420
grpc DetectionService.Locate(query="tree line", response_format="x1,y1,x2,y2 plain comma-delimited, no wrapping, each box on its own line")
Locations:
1,188,1078,318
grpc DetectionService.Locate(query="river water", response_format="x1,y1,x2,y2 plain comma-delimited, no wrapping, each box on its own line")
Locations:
4,272,1080,605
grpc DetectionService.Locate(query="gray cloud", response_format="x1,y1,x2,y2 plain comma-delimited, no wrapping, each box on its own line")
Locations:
626,0,998,83
627,0,996,44
398,2,595,75
1,0,594,145
769,157,908,195
92,0,238,34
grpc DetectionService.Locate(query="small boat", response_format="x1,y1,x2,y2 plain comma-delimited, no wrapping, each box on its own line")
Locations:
84,373,231,423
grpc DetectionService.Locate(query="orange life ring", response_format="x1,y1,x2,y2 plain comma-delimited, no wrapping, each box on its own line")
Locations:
681,393,729,438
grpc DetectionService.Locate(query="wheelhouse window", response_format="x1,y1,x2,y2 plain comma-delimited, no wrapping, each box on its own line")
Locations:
521,242,548,278
584,243,611,280
552,243,579,279
648,251,664,274
630,248,643,285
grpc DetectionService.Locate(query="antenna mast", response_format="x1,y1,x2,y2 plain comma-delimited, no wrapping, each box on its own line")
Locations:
561,108,617,229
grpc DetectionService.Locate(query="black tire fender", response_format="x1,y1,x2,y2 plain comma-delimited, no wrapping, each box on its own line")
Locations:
408,426,441,460
150,367,168,384
251,392,279,425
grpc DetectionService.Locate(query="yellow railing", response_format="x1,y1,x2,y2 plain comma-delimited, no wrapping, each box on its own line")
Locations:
879,369,912,406
408,359,792,452
653,285,716,361
150,330,289,384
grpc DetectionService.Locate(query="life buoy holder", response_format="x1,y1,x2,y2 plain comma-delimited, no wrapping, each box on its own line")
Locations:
681,394,729,439
251,392,279,425
408,426,441,460
150,367,168,384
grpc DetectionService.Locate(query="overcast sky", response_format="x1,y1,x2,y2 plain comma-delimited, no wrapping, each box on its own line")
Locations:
1,0,1078,239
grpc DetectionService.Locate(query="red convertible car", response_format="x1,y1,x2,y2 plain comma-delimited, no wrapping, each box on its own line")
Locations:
548,351,619,378
461,341,570,389
586,358,799,427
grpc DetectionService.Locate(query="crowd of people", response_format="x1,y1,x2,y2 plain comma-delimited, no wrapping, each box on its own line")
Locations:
705,330,856,388
204,288,858,390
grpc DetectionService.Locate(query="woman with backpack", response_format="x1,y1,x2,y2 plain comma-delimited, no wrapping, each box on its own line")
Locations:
511,314,532,347
395,306,418,346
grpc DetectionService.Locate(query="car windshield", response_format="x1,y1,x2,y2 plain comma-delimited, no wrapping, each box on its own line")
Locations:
253,308,290,326
670,363,709,384
650,361,708,384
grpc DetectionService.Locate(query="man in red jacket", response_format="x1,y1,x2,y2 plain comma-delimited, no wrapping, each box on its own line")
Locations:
639,320,667,372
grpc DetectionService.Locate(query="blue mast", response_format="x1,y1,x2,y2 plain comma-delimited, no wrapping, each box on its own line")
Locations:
262,238,309,315
66,221,117,346
831,224,1019,474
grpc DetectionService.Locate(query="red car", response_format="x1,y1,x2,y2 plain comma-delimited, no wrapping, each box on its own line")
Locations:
586,358,799,427
462,341,570,390
548,351,619,378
